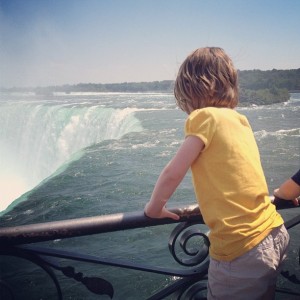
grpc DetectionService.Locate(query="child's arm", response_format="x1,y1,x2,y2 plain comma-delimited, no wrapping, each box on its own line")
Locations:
144,135,205,220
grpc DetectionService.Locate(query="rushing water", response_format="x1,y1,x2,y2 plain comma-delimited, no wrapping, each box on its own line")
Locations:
0,92,299,299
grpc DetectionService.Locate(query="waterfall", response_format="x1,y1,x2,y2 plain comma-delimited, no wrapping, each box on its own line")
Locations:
0,101,143,211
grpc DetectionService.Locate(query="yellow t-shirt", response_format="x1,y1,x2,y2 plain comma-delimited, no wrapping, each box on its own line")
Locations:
185,107,283,261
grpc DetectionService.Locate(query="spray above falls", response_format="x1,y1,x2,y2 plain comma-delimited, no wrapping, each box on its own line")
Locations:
0,100,143,212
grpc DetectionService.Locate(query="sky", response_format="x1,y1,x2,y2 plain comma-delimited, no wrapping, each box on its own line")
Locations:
0,0,299,88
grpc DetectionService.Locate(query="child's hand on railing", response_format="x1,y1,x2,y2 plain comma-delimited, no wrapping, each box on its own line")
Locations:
144,202,180,220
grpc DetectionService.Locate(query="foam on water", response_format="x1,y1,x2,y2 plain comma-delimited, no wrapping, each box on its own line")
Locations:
0,101,143,212
254,128,300,140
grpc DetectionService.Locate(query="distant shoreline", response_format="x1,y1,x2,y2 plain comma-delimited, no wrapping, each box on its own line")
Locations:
1,69,299,106
1,68,299,91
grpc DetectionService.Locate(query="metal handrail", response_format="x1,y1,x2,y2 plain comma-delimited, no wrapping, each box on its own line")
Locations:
0,204,208,299
0,204,203,245
0,201,299,300
1,198,298,246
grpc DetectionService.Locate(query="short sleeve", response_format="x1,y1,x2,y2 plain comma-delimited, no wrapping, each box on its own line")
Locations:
291,169,300,185
185,108,217,150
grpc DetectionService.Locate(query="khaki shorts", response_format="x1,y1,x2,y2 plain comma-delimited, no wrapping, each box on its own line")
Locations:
207,225,290,300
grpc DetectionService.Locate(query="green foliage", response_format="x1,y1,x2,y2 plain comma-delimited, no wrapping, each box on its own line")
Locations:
51,80,175,93
2,69,299,106
238,69,300,91
239,87,290,106
237,68,299,105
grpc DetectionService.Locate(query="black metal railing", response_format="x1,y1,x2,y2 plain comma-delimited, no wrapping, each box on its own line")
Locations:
0,202,299,299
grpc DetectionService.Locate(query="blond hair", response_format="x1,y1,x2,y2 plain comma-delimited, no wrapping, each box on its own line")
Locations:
174,47,239,112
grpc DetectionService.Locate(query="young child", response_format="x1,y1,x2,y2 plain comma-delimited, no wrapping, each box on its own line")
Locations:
144,47,289,299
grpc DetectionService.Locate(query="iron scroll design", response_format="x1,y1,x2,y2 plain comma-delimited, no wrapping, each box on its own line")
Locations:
0,203,300,299
0,205,210,299
0,230,209,299
169,221,210,267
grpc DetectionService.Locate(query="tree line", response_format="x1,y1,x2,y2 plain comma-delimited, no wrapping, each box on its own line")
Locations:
238,69,300,105
3,69,300,106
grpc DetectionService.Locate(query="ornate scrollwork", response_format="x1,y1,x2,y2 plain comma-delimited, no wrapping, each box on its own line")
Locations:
0,246,62,300
46,262,114,298
1,206,298,299
168,222,210,267
0,246,114,299
0,280,14,300
176,280,208,300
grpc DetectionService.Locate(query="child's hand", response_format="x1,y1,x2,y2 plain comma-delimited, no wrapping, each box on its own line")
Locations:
144,203,180,220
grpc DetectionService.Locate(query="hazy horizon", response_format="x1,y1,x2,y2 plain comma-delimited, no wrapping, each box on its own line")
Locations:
1,0,300,88
1,67,300,90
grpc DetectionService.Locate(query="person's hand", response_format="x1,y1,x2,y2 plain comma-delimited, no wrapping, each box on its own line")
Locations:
273,188,299,206
291,197,300,206
144,203,180,220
